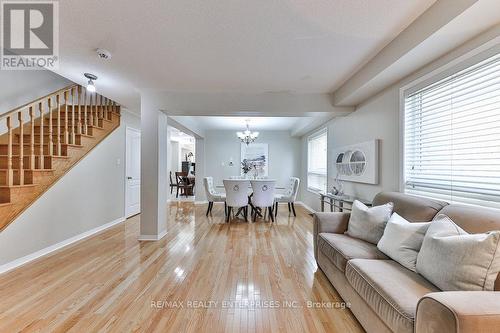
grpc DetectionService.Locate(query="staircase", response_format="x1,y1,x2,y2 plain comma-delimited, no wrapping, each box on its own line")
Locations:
0,84,121,231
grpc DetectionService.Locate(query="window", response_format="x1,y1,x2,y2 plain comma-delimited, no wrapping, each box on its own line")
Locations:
404,53,500,208
307,129,327,192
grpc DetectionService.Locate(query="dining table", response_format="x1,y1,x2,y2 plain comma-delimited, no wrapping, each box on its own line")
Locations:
215,184,286,219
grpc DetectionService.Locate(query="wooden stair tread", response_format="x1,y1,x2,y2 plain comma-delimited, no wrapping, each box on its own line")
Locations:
0,168,55,172
0,184,37,188
2,143,83,147
0,154,70,159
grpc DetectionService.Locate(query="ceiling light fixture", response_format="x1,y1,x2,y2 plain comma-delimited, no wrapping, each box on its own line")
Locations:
237,120,259,145
84,73,97,92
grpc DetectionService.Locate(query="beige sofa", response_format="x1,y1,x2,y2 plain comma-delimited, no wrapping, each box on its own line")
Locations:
313,192,500,333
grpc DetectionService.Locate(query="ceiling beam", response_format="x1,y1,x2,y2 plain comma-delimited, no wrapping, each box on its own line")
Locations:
332,0,483,106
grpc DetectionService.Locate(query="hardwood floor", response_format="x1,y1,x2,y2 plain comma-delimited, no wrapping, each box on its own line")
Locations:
0,202,363,333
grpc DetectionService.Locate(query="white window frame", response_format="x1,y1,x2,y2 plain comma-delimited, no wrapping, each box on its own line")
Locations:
307,128,328,194
399,45,500,207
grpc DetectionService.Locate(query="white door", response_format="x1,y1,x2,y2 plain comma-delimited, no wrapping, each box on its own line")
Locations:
126,127,141,218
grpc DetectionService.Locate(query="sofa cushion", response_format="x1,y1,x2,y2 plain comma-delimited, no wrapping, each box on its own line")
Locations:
346,259,440,333
416,215,500,291
346,200,394,244
318,233,388,272
377,213,431,272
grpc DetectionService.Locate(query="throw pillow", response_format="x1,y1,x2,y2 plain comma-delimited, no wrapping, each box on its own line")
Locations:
345,200,394,244
377,213,430,272
416,214,500,291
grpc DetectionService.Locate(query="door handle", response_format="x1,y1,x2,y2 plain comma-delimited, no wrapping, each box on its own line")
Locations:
127,176,133,180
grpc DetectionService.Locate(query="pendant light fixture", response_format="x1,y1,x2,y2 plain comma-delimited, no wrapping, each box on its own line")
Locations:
84,73,98,92
237,120,259,145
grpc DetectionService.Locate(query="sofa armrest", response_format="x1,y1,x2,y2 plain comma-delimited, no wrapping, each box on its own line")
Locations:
313,212,350,261
416,292,500,333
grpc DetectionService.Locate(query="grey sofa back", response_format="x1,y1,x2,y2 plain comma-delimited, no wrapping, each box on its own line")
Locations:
372,192,447,222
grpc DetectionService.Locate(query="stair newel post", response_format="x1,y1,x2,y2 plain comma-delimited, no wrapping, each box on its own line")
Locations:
83,88,88,135
63,90,69,145
70,86,76,144
47,96,53,157
56,94,61,156
38,102,44,170
77,86,82,135
29,106,35,169
6,116,13,186
17,111,24,185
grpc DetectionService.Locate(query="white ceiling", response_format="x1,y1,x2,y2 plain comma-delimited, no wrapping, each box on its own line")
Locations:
54,0,437,111
181,116,305,131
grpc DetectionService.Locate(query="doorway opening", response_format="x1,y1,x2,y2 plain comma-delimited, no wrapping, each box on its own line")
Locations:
169,126,196,202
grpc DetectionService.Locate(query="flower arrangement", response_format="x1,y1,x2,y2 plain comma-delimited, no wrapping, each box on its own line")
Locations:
241,159,253,174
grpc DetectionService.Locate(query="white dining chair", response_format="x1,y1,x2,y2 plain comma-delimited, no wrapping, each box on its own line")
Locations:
274,177,300,217
250,180,276,222
223,179,250,222
203,177,226,216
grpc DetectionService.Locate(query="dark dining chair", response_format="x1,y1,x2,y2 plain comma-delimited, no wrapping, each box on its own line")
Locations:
169,171,178,194
175,172,194,198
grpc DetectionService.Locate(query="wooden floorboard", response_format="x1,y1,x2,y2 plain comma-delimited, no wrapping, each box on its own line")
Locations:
0,202,363,333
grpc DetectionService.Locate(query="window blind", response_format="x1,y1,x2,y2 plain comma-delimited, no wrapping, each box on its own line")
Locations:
404,53,500,208
307,130,327,192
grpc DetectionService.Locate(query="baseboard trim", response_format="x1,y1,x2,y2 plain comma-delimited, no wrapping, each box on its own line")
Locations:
138,229,167,241
0,216,126,275
295,201,316,213
194,200,208,205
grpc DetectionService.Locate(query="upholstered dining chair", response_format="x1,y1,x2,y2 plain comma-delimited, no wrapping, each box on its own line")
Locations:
250,180,276,222
223,179,250,222
274,177,300,217
203,177,226,216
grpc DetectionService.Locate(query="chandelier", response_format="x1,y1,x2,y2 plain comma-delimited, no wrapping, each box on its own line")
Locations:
237,120,259,145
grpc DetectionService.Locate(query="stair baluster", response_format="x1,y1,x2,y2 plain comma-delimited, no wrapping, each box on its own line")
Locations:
63,91,68,145
97,94,102,122
83,88,88,135
17,112,24,185
89,92,94,127
29,106,35,169
70,87,76,144
77,86,82,135
6,116,13,186
38,102,44,170
56,94,61,156
48,97,54,157
94,93,98,127
104,97,109,120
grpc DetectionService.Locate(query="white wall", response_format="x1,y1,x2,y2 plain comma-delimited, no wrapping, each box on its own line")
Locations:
299,28,500,211
0,70,72,116
204,130,302,193
300,88,399,211
0,110,140,267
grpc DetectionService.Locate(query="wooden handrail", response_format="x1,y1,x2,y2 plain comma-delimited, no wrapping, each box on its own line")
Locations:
0,83,78,120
